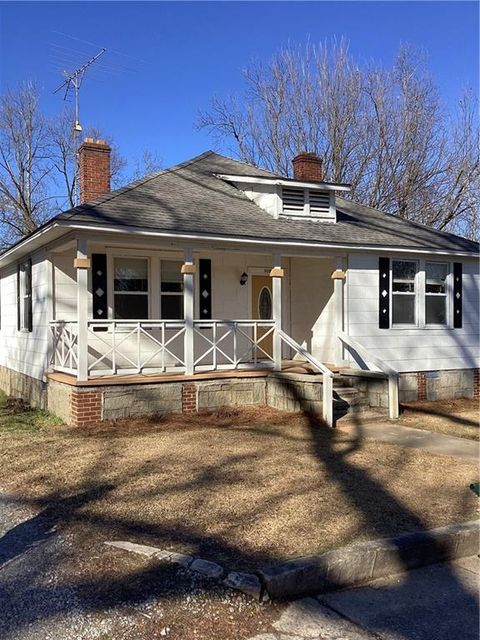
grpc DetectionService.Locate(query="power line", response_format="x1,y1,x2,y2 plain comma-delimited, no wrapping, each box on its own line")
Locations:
52,30,149,65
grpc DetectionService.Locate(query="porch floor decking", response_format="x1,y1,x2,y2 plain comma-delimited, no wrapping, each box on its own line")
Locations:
47,360,336,387
47,361,387,387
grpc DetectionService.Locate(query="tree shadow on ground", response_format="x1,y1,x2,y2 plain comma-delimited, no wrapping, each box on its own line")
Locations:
0,384,478,640
400,402,480,429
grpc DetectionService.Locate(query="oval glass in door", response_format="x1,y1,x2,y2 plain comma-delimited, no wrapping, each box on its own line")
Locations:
258,286,272,319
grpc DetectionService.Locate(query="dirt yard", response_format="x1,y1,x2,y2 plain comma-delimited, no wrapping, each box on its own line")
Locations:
397,398,479,440
0,393,477,570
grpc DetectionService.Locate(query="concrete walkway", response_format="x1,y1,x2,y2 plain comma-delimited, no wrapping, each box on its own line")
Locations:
249,557,480,640
341,421,479,461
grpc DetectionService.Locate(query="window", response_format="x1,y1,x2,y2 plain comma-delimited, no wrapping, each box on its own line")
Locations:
17,259,32,331
392,260,417,325
425,262,448,325
258,286,272,319
113,257,148,319
160,260,184,319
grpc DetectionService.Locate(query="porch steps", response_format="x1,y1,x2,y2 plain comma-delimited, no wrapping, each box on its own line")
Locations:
273,371,372,420
332,384,369,421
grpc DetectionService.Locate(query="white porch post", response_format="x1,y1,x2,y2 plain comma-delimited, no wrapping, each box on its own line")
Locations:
270,253,283,371
75,238,90,381
182,248,195,375
332,257,346,365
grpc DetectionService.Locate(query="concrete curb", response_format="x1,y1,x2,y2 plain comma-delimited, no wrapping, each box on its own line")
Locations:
259,520,480,600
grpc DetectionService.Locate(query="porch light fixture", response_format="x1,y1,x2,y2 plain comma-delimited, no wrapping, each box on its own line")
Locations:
239,272,248,286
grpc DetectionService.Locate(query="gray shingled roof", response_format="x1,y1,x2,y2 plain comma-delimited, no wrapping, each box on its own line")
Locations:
56,151,478,254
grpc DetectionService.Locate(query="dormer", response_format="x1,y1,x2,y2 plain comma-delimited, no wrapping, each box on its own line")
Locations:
216,152,350,222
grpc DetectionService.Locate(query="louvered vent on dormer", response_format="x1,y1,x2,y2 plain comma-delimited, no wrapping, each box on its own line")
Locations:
309,191,330,216
282,187,305,214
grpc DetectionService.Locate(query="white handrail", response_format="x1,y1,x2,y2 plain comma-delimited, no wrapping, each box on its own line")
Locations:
338,330,399,419
277,329,334,427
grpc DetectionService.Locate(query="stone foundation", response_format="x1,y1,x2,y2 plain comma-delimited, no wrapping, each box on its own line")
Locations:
341,369,479,407
267,374,318,413
0,364,477,427
0,365,46,409
420,369,476,401
197,379,266,412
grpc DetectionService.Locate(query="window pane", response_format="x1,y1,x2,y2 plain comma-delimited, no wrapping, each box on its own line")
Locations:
161,281,184,293
426,262,448,294
426,296,446,325
258,287,272,319
114,294,148,319
392,261,416,292
161,260,183,293
392,294,415,324
161,295,184,319
114,258,148,292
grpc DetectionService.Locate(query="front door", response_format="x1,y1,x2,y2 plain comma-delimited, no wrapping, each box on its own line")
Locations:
251,275,273,358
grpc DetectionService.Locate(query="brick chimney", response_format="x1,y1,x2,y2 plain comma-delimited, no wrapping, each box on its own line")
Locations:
78,138,111,204
292,152,323,183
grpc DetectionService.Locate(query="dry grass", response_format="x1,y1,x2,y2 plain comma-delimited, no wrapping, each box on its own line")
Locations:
0,395,477,570
397,398,479,440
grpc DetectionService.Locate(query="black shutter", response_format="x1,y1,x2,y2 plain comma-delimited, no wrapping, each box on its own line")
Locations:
379,257,390,329
453,262,462,328
16,265,20,331
199,259,212,319
26,259,32,332
92,254,108,329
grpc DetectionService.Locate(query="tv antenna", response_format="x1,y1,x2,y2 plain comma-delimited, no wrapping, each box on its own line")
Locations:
54,48,106,205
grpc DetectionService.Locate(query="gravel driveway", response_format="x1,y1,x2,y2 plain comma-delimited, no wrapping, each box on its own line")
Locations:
0,492,282,640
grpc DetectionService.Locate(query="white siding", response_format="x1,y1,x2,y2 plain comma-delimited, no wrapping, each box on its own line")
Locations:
346,253,479,372
289,257,336,362
237,183,280,218
0,251,50,381
53,251,80,320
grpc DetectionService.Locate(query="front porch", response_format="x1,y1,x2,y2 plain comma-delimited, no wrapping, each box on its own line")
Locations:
46,234,399,425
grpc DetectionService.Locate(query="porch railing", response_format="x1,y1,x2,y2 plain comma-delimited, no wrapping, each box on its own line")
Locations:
338,330,399,419
49,320,79,375
193,319,275,370
50,319,276,378
277,329,334,427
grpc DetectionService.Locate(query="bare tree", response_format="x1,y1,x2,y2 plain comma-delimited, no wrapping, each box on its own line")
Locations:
129,148,163,181
199,40,479,238
0,83,52,247
0,83,163,248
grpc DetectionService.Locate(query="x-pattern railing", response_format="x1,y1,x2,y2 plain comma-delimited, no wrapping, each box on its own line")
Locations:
86,320,186,375
193,320,275,369
50,321,78,375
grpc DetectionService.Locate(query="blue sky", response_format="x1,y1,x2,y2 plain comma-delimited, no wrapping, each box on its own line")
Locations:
1,1,478,171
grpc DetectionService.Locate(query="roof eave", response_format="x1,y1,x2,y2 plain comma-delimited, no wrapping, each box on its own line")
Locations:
0,217,477,268
216,173,351,192
53,220,480,258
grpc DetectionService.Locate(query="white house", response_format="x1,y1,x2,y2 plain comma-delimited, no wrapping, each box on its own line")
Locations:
0,140,478,427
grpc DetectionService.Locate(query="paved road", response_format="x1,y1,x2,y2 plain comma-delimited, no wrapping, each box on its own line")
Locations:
249,557,480,640
340,421,479,461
